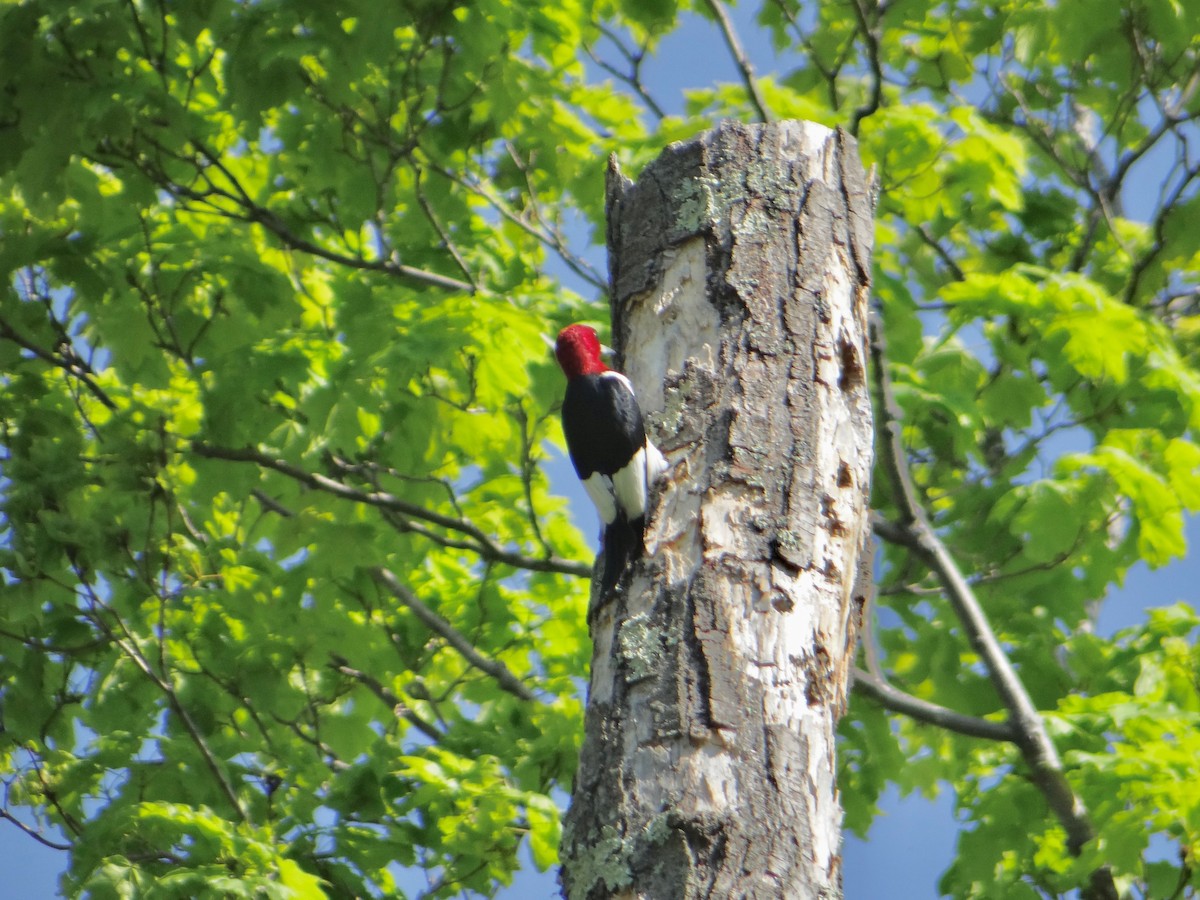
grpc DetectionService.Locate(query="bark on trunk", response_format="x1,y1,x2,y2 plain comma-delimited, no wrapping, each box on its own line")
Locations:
560,120,876,900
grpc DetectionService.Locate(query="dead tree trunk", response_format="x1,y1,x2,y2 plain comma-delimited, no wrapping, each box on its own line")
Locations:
559,121,876,900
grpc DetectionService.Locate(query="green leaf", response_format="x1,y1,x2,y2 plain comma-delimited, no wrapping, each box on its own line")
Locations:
526,798,561,871
1007,481,1082,564
278,859,328,900
3,2,1200,898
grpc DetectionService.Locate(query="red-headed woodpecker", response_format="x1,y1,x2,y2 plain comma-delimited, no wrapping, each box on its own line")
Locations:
555,324,667,592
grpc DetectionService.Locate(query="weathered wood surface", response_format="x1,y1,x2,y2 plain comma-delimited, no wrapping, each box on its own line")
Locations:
561,120,876,900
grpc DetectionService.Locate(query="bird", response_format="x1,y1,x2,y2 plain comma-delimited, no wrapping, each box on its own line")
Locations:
554,323,668,592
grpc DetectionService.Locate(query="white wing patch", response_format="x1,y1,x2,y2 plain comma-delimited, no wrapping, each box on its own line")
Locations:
582,472,618,525
612,446,650,520
613,440,668,521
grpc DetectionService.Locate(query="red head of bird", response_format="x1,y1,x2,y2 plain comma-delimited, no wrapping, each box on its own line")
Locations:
555,324,608,379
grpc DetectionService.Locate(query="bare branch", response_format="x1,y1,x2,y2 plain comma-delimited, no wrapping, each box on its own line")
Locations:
1165,860,1194,900
868,311,1116,900
766,0,846,110
0,809,72,852
852,668,1016,742
589,24,666,120
414,171,479,292
192,442,592,578
703,0,772,122
847,0,885,133
176,174,479,294
914,224,966,281
856,566,1015,742
250,488,294,518
372,568,538,703
994,77,1136,271
1125,160,1200,304
425,161,607,292
111,135,478,296
27,756,83,837
0,314,117,411
268,712,351,773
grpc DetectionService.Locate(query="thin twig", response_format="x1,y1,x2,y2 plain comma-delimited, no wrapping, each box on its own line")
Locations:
76,576,248,822
232,188,478,294
268,713,351,773
329,655,443,741
425,161,607,291
27,755,83,837
995,76,1135,270
914,224,965,281
511,402,554,558
1165,860,1194,900
414,172,479,291
590,24,667,120
1125,161,1200,304
372,568,538,703
856,567,1015,742
0,315,117,411
250,489,294,518
847,0,884,133
704,0,772,122
132,140,477,296
767,0,846,110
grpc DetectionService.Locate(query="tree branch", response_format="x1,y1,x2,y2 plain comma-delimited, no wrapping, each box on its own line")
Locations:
371,568,538,703
847,0,885,133
75,575,248,823
852,667,1016,742
425,161,607,292
868,310,1117,900
914,223,966,281
191,442,592,578
414,172,479,292
1125,161,1200,305
123,136,478,296
0,314,118,411
589,24,666,121
703,0,772,122
202,179,478,294
328,654,443,742
0,808,72,852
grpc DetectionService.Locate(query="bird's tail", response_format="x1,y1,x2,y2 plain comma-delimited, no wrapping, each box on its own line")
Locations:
600,516,644,594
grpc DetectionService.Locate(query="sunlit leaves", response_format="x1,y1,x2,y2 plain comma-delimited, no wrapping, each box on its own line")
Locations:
1060,431,1192,565
0,0,609,894
1,0,1200,896
796,0,1200,893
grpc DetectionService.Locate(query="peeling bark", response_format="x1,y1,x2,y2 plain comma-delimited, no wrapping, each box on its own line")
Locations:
560,121,876,900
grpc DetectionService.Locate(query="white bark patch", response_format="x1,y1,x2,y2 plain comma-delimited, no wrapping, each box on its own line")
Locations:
624,236,718,421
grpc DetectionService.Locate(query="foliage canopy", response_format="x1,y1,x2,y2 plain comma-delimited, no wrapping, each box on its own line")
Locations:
0,0,1197,897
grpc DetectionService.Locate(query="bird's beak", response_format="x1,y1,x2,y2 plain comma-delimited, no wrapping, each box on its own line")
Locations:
600,343,616,359
540,333,557,352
